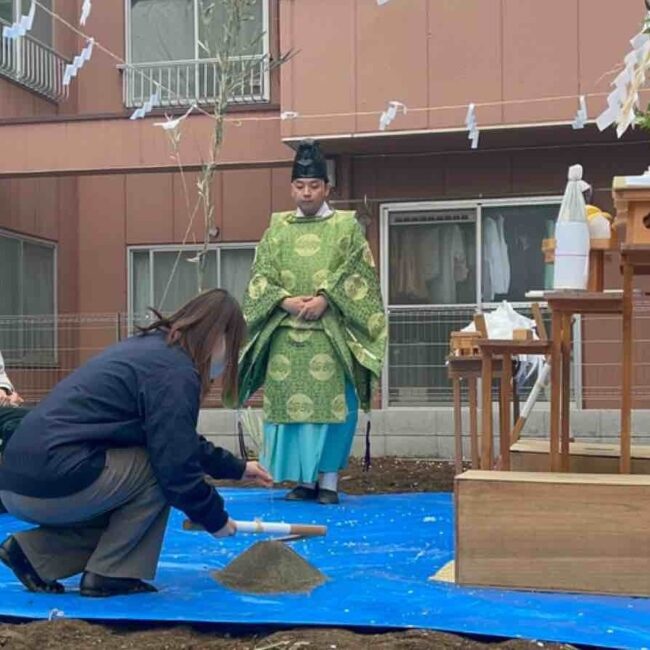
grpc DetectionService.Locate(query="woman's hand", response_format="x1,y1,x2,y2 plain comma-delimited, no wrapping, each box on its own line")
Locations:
0,390,9,407
242,461,273,487
8,392,23,407
212,518,237,539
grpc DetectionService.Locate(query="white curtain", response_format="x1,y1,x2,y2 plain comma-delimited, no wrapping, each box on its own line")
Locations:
0,0,13,23
220,248,254,306
153,249,218,314
21,0,52,47
131,251,151,326
0,236,54,363
130,0,195,103
199,0,264,58
0,237,21,360
131,0,194,63
22,242,54,362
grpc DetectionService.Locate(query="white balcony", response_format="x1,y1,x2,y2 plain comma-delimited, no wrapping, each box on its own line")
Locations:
0,18,68,103
121,55,269,109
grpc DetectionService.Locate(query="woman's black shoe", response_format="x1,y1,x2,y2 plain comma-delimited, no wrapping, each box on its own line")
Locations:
317,488,340,505
285,485,318,501
80,571,157,597
0,536,64,593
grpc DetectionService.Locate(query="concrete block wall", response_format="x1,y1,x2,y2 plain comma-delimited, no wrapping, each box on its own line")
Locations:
197,407,650,460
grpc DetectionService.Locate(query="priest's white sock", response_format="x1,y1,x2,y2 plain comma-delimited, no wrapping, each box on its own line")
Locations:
298,481,316,490
318,472,338,492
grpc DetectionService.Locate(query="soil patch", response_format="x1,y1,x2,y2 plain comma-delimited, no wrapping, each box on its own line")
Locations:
212,457,464,495
213,540,327,594
0,620,577,649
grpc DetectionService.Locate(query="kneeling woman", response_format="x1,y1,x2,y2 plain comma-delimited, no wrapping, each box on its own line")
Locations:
0,289,272,597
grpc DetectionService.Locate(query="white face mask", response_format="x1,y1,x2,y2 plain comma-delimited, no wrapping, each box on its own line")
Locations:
210,360,225,380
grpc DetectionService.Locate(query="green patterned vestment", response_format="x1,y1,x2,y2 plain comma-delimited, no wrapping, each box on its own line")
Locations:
236,210,387,424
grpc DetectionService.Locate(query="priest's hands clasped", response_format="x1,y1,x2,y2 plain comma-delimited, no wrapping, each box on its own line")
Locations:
281,295,329,321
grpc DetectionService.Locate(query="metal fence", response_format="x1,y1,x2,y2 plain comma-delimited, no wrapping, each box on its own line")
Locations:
0,312,253,408
2,307,649,410
0,18,68,102
386,305,555,407
121,55,269,108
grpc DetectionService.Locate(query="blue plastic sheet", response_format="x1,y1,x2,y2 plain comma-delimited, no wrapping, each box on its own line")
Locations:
0,489,649,649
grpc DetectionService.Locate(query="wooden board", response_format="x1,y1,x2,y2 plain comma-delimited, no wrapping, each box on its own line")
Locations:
429,560,455,583
455,470,650,596
510,439,650,475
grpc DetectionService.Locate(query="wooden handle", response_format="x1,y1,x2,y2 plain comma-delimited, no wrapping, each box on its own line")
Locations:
284,524,327,538
182,519,327,537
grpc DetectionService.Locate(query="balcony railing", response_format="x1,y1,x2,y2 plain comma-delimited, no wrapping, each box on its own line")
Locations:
0,19,68,102
121,55,269,109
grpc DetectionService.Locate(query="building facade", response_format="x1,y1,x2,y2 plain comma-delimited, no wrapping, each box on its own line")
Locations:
1,0,649,428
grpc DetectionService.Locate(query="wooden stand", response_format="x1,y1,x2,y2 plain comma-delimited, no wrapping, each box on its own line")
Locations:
477,340,550,471
545,292,623,472
447,356,481,474
619,245,650,474
510,439,650,474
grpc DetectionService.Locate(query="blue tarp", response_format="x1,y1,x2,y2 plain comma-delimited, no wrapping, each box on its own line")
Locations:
0,489,649,649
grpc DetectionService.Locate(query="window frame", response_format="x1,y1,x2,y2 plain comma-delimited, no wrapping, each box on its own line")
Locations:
380,195,564,310
124,0,270,66
379,196,568,409
0,228,58,367
127,242,257,329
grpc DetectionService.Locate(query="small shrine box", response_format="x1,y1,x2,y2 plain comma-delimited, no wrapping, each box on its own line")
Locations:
613,173,650,245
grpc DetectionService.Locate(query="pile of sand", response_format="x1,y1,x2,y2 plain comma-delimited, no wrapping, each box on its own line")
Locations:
212,540,327,594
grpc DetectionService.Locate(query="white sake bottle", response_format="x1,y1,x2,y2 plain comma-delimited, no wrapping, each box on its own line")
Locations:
553,164,590,290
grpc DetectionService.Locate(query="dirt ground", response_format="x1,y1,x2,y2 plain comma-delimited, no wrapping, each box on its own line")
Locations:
0,620,577,650
0,459,577,650
214,456,462,494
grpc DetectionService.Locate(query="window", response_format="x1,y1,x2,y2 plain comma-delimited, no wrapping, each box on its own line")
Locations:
0,1,53,46
388,209,477,306
129,245,255,325
382,198,560,406
125,0,269,107
0,232,56,365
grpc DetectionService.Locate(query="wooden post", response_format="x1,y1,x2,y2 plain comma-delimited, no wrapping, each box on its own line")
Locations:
532,302,548,341
550,311,562,472
588,249,605,293
561,313,572,472
621,261,634,474
481,351,494,470
469,377,479,469
453,377,463,475
501,352,512,470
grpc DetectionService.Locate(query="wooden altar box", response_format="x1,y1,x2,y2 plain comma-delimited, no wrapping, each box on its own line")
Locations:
455,470,650,596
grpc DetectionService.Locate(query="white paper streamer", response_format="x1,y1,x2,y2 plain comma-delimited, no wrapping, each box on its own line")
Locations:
63,38,94,87
571,95,588,129
378,100,407,131
465,103,479,149
80,0,92,26
130,85,161,120
154,103,196,130
2,1,35,40
595,17,650,136
280,111,299,120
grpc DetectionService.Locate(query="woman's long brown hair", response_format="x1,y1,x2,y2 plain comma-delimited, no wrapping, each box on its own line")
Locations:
137,289,246,402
